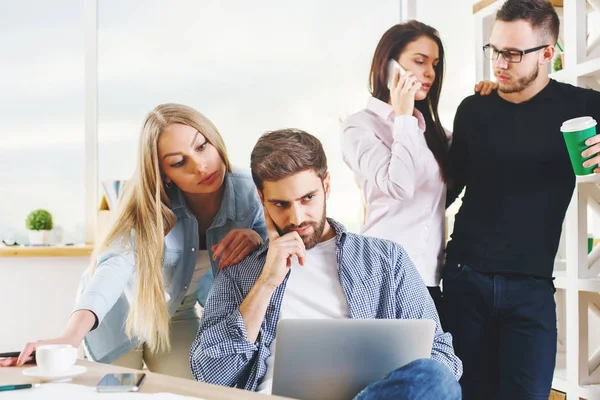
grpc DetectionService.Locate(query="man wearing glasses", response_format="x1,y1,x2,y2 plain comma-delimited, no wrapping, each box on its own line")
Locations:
444,0,600,399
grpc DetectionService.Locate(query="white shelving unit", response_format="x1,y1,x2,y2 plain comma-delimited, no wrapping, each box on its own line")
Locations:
473,0,600,399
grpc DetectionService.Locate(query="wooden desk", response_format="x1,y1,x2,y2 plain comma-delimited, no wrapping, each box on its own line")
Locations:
0,360,292,400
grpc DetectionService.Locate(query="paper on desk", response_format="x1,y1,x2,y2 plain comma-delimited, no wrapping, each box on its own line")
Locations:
8,383,205,399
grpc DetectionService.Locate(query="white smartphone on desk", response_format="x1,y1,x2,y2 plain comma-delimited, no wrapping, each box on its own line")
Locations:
387,59,407,90
96,372,146,392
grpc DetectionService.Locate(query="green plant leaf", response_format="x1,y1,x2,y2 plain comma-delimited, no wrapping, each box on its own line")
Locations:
553,55,562,72
25,209,54,231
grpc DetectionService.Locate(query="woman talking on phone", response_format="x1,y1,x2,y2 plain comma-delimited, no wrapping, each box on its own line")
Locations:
340,21,496,319
1,103,266,379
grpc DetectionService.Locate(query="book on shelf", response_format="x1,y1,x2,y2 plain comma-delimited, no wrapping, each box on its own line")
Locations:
99,180,127,211
97,180,127,243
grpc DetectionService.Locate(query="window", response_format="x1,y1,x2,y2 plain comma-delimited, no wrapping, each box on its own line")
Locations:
98,0,400,233
0,1,84,244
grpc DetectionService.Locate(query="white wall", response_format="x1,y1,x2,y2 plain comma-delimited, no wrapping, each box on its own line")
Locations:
415,0,478,230
416,0,478,130
0,258,89,353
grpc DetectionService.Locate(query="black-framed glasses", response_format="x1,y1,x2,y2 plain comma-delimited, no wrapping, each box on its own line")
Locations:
483,43,549,63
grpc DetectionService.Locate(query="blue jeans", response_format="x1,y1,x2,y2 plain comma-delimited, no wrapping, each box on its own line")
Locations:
354,358,461,400
443,262,557,400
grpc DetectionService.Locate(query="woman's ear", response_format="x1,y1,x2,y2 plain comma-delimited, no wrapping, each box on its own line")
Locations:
162,173,172,188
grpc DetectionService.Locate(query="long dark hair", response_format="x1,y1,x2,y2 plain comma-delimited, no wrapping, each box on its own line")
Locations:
369,20,450,183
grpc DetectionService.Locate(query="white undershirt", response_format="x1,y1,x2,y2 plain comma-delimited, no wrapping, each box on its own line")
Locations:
257,237,350,393
186,250,211,296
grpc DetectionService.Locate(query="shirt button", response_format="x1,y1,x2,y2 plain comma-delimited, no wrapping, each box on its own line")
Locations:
191,247,195,252
184,285,188,290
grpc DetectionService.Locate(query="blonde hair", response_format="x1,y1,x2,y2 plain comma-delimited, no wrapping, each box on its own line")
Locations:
92,103,231,352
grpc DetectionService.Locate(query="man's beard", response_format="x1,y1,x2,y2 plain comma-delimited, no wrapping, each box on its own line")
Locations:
497,63,539,94
277,203,327,250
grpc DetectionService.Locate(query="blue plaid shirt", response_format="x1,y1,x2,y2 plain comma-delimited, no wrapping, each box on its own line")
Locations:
190,218,462,391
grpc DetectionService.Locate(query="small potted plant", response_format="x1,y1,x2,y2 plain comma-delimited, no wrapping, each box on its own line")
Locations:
552,54,563,73
26,209,53,245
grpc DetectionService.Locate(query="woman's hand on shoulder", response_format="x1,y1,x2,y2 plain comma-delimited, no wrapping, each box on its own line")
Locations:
474,80,498,96
212,229,263,269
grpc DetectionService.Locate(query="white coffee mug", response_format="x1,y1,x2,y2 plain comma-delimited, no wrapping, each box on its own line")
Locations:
36,344,78,374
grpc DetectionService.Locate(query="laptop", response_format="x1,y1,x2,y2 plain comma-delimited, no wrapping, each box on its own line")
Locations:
271,318,435,400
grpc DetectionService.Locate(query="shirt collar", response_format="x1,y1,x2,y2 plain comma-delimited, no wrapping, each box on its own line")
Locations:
366,96,427,130
214,173,236,224
168,172,236,223
366,97,395,121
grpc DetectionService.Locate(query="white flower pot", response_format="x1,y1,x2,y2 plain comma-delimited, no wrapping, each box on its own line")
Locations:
28,230,51,245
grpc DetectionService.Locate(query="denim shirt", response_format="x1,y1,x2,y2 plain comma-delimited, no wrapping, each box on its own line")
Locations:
75,169,267,364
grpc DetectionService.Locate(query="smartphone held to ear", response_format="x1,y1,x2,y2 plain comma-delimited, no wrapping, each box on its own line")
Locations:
387,59,406,90
96,372,146,392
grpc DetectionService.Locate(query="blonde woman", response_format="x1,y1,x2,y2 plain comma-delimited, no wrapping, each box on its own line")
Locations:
4,104,266,379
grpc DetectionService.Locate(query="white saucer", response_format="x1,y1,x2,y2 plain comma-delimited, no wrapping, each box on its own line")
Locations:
22,365,87,381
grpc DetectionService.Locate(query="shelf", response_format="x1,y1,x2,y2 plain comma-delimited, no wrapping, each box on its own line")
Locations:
577,174,600,184
579,383,600,399
472,0,504,17
550,56,600,83
0,245,94,258
552,271,600,292
553,352,568,393
579,277,600,293
578,56,600,78
473,0,563,14
553,352,600,399
554,270,567,289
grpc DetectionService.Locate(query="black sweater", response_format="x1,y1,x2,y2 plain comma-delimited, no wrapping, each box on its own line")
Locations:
446,79,600,278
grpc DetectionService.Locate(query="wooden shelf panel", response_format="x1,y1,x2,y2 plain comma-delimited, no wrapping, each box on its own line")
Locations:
553,353,600,398
579,277,600,292
553,269,567,289
0,245,94,258
553,352,568,392
579,383,600,399
474,0,563,14
579,56,600,77
577,174,600,185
